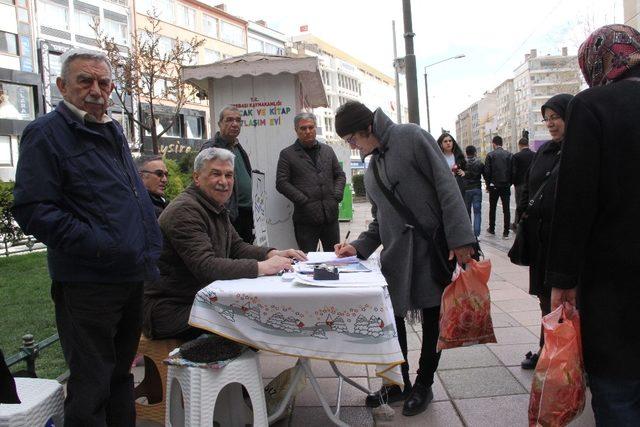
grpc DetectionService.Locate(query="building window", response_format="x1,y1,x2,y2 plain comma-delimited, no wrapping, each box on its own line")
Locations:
48,52,62,85
176,4,195,28
0,82,35,121
220,21,244,47
75,11,97,37
248,36,263,53
145,112,181,138
38,0,69,30
203,14,217,38
323,116,333,133
104,15,128,45
204,48,220,63
138,0,173,22
0,0,15,5
184,115,204,139
0,31,18,55
264,42,282,55
0,136,12,166
157,36,173,57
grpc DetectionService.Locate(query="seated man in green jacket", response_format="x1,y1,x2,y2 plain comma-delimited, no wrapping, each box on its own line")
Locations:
143,147,306,340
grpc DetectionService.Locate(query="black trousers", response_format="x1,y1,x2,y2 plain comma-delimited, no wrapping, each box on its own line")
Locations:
513,184,525,225
52,280,143,427
294,221,340,252
233,207,255,244
395,306,442,388
488,186,511,235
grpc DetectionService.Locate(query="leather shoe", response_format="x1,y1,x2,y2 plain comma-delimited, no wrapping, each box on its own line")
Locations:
402,382,433,416
486,228,495,235
521,351,539,370
365,384,411,408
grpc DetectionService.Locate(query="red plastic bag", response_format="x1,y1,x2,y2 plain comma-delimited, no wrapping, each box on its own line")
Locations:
529,304,586,427
437,259,496,351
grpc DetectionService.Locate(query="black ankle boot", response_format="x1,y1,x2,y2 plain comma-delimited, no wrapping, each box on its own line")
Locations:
365,383,411,408
402,382,433,416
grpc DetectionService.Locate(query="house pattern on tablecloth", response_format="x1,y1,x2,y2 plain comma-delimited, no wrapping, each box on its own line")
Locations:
194,288,397,341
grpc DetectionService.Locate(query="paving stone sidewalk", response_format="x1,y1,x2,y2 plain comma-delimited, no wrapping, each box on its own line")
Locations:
266,199,595,426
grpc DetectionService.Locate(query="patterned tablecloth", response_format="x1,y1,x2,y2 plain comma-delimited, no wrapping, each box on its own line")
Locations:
189,275,404,383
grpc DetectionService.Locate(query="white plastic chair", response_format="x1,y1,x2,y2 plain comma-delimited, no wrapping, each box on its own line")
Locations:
165,350,268,427
0,377,64,427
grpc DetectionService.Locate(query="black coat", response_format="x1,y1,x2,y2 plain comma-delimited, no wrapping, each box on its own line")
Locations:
545,68,640,379
515,140,561,297
276,140,346,225
511,147,535,186
484,147,512,188
463,157,484,190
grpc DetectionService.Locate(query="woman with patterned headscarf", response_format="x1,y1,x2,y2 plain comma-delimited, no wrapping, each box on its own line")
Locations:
545,24,640,425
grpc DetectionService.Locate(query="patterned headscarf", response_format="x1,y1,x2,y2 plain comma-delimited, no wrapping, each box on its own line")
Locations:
578,24,640,87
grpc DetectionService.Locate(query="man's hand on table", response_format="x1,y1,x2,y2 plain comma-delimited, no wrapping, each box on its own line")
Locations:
334,243,357,257
267,249,307,262
258,256,293,276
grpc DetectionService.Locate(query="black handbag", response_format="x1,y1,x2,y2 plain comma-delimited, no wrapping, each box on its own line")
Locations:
508,162,560,266
370,159,477,287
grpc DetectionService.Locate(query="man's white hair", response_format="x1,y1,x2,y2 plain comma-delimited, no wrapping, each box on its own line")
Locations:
194,147,235,172
60,48,112,82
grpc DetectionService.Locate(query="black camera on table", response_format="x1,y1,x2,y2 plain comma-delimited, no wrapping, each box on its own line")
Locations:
313,264,340,280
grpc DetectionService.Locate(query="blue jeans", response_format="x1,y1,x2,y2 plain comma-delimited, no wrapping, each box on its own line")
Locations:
464,188,482,237
589,374,640,426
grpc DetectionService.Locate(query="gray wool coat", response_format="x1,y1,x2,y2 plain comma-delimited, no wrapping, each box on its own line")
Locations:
351,109,476,317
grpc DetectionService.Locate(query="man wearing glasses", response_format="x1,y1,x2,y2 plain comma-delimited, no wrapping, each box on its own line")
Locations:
137,154,170,217
12,48,161,425
200,106,255,243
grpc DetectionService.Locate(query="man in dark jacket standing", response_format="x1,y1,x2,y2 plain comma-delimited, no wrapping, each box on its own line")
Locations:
144,148,305,340
200,106,254,243
12,48,162,426
462,145,484,238
136,154,169,217
484,135,512,238
276,113,346,252
510,137,534,228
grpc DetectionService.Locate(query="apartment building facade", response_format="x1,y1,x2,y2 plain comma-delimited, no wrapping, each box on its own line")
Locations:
0,0,42,181
455,92,496,158
513,48,581,149
247,20,286,56
134,0,247,153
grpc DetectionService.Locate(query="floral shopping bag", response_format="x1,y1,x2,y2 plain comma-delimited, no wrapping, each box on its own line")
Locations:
529,304,586,427
437,259,496,351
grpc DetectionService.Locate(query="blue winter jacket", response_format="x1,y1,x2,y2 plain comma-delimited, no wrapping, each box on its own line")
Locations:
12,102,162,283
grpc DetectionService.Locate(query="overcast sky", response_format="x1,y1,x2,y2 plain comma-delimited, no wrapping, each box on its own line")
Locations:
221,0,622,137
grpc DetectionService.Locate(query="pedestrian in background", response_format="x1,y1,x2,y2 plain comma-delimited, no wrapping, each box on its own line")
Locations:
484,135,512,239
462,145,484,239
510,137,535,230
276,112,346,252
546,24,640,425
333,101,475,417
437,132,466,195
11,48,162,425
515,93,573,370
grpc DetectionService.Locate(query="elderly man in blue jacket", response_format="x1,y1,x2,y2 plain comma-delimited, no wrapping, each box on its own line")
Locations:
12,48,162,426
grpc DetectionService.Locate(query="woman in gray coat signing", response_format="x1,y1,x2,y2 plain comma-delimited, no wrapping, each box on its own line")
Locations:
334,101,476,417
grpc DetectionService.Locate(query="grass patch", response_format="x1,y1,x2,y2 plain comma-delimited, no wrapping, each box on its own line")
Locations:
0,251,67,379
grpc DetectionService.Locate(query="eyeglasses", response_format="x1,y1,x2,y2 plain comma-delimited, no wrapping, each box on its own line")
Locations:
142,169,169,178
542,115,562,123
345,134,357,145
223,117,242,123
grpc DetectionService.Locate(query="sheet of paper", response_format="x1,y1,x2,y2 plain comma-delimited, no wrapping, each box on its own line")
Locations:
303,252,359,265
293,272,387,287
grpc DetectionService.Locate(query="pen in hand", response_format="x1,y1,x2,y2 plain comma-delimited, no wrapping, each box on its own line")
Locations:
336,230,351,254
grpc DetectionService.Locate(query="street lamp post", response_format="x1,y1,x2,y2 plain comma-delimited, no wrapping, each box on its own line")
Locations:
423,54,465,133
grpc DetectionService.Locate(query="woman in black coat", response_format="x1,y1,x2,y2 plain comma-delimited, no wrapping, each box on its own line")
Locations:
514,93,573,369
437,133,466,195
